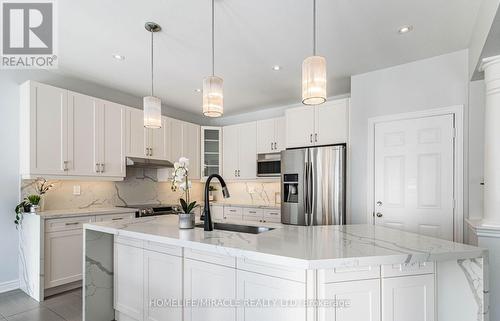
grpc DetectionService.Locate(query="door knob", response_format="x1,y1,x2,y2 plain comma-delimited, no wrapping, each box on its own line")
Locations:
376,201,383,206
376,212,383,218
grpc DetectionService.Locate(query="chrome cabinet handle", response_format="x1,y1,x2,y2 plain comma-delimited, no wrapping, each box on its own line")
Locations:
310,134,313,143
238,170,241,177
149,148,153,156
112,217,123,221
315,133,318,142
65,222,79,226
63,161,69,171
376,201,383,206
271,142,274,150
274,142,277,150
376,212,383,218
249,211,256,214
96,163,100,173
100,163,105,173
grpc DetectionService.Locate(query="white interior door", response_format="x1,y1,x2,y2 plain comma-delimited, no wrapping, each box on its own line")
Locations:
373,114,454,240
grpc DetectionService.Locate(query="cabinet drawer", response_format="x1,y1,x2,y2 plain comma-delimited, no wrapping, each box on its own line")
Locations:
381,261,434,278
237,257,306,283
115,235,143,248
320,265,380,283
243,208,263,221
184,248,236,268
224,207,243,220
144,241,182,257
45,215,95,232
95,212,135,222
263,209,281,223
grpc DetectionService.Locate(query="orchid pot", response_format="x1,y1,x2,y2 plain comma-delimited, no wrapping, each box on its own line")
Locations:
171,157,198,229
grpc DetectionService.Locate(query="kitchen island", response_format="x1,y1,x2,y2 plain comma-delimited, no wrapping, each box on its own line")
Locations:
84,216,488,321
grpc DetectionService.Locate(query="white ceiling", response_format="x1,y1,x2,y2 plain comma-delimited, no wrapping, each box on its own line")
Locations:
57,0,482,116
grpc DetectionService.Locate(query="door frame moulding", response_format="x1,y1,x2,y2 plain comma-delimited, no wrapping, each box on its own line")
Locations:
366,105,464,242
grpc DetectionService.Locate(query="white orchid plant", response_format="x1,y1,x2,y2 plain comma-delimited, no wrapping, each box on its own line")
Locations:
171,157,198,214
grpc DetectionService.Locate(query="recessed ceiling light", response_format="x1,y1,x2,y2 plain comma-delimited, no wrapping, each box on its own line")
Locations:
194,88,202,93
272,65,281,71
112,54,125,60
398,25,413,34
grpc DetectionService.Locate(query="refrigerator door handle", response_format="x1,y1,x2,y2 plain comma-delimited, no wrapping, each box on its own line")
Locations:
304,159,309,224
308,161,314,226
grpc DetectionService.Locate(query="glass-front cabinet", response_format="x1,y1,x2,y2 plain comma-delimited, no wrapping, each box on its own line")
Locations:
201,126,222,180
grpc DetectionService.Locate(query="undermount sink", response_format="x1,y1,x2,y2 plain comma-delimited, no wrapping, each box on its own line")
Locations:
195,222,274,234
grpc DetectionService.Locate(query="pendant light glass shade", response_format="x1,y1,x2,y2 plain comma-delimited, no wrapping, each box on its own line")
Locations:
302,55,327,105
203,76,223,117
143,95,162,128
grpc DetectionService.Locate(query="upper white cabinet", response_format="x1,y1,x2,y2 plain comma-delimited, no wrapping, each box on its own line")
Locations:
201,126,222,179
256,117,285,153
166,118,201,180
20,81,125,180
286,98,349,148
223,122,257,180
126,108,167,160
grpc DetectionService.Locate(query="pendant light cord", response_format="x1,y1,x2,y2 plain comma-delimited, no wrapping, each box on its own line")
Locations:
211,0,215,76
151,30,154,96
313,0,316,56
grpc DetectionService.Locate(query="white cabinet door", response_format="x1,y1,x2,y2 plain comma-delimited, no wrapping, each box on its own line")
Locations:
126,108,147,158
101,101,126,177
263,209,281,223
44,229,84,289
382,275,435,321
169,118,184,162
115,242,144,320
257,118,276,154
236,270,306,321
210,204,225,221
67,92,99,176
319,279,381,321
237,122,257,179
144,250,182,321
148,117,167,160
286,106,315,148
184,259,236,321
223,125,239,179
315,99,348,145
28,82,69,175
184,122,201,180
274,117,286,152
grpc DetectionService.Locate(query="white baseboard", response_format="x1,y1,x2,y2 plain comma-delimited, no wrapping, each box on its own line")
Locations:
0,279,19,293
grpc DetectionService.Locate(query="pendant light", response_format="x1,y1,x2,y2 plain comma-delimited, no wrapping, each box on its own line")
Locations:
143,22,162,129
202,0,223,117
302,0,326,106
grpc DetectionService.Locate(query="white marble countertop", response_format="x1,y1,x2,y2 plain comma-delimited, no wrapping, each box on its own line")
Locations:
210,202,280,209
36,207,137,219
84,215,486,269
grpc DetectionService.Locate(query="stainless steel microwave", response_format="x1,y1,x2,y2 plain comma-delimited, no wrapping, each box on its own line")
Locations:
257,153,281,177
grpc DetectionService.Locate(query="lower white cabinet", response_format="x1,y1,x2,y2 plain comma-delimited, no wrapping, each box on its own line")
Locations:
114,241,183,321
184,258,237,321
382,274,435,321
236,270,306,321
319,279,381,321
44,229,85,289
144,250,183,321
115,242,144,320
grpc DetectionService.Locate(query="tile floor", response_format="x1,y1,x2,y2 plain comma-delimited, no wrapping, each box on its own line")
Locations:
0,288,82,321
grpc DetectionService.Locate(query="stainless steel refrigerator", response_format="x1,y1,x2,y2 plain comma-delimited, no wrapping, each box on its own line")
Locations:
281,144,346,226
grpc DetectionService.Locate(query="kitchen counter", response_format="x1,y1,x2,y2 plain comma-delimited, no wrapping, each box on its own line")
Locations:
84,215,483,269
34,207,137,219
83,216,488,321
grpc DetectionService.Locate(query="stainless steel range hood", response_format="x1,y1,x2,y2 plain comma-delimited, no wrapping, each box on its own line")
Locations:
126,157,174,169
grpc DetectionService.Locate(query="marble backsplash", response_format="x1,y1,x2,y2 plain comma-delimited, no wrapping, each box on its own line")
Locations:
21,169,281,211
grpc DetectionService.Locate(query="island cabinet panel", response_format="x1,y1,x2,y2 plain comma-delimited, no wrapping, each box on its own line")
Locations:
184,258,237,321
114,242,144,321
144,250,183,321
382,274,435,321
236,270,307,321
318,279,381,321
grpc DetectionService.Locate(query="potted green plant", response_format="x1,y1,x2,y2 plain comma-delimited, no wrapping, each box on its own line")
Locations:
14,200,31,227
26,195,41,212
171,157,198,229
